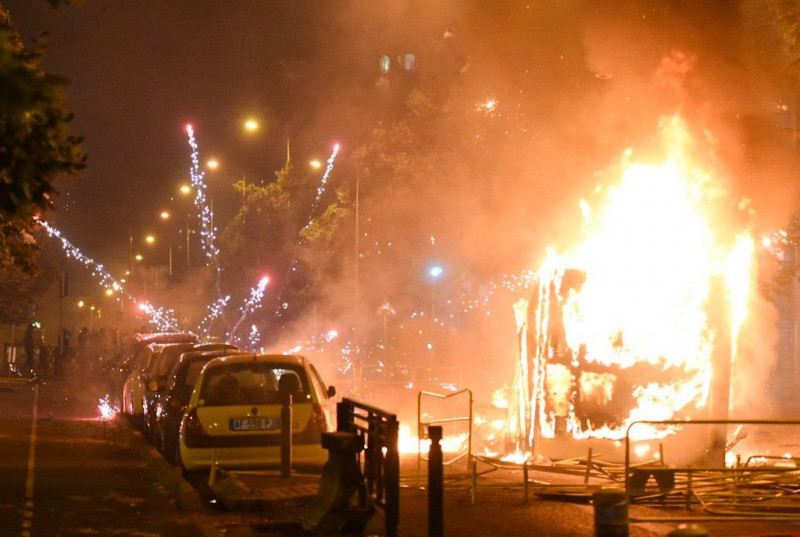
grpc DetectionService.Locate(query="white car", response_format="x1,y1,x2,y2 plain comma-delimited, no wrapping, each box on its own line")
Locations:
179,354,336,471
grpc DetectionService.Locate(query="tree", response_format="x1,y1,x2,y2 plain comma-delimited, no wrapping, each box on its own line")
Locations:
0,4,85,274
0,1,84,329
219,154,349,343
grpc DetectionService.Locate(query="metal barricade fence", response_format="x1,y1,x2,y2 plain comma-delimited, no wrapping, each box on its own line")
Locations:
625,418,800,522
417,388,473,476
337,397,400,537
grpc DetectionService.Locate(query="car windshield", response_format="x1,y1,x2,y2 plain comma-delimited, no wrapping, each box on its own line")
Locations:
200,363,309,406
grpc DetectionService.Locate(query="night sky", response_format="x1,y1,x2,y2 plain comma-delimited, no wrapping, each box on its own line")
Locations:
4,1,418,267
4,1,799,323
5,1,800,417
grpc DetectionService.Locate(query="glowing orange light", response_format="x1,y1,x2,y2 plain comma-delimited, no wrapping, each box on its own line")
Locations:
523,115,755,442
243,119,259,132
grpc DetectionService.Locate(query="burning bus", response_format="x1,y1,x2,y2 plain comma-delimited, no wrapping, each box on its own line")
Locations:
496,114,761,465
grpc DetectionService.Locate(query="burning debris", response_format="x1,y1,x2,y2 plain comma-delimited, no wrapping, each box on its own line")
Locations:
505,115,757,455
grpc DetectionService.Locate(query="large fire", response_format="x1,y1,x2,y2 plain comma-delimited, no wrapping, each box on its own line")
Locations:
511,115,755,449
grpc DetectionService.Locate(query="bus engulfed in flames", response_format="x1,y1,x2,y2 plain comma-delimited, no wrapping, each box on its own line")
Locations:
508,116,755,454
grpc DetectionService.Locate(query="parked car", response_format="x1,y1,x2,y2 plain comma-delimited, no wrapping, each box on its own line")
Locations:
122,343,164,424
179,354,336,471
141,341,217,437
112,332,197,405
155,348,244,462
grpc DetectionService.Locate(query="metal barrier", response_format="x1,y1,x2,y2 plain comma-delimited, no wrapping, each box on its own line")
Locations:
337,397,400,537
625,418,800,522
417,389,473,474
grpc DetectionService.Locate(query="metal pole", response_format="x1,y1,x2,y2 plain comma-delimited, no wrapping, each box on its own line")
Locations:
185,220,190,268
385,415,400,537
354,171,360,397
281,393,293,478
428,425,444,537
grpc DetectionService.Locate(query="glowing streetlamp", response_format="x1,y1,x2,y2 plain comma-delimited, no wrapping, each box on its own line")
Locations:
144,235,155,246
243,118,259,133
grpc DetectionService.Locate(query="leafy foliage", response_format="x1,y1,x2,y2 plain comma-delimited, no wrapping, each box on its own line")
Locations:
0,2,84,325
0,6,84,273
219,156,348,341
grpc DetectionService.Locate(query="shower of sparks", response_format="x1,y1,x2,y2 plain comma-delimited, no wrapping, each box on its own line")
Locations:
197,295,230,336
97,395,118,420
39,221,126,294
247,324,261,352
137,301,179,332
186,125,220,268
230,276,270,337
304,143,340,230
40,221,186,329
281,329,339,355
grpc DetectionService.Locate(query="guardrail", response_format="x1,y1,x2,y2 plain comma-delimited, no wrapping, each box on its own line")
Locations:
337,397,400,537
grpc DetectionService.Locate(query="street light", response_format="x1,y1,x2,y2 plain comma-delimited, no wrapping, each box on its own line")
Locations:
243,118,259,133
178,184,193,267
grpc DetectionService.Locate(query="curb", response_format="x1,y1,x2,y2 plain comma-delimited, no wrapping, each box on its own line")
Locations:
115,415,204,512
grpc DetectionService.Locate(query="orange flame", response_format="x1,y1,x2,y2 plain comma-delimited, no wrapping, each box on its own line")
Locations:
528,116,754,441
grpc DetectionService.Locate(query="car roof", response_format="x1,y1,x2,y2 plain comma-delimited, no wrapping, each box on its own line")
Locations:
203,353,308,370
135,332,197,344
178,348,244,362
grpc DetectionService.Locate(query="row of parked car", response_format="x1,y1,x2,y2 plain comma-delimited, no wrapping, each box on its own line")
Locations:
112,332,337,472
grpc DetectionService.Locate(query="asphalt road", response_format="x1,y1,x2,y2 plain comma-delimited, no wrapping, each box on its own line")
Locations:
3,375,800,537
0,377,205,537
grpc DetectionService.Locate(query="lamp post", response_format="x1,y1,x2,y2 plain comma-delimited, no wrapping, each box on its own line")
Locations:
179,184,192,268
160,211,173,277
429,265,444,319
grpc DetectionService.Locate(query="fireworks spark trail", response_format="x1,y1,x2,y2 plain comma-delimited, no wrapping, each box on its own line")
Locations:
41,221,184,331
197,295,230,336
303,143,340,234
186,125,221,269
230,276,270,338
138,301,180,332
247,324,261,352
39,221,126,294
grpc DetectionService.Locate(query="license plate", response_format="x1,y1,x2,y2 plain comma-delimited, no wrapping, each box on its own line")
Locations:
229,417,280,431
